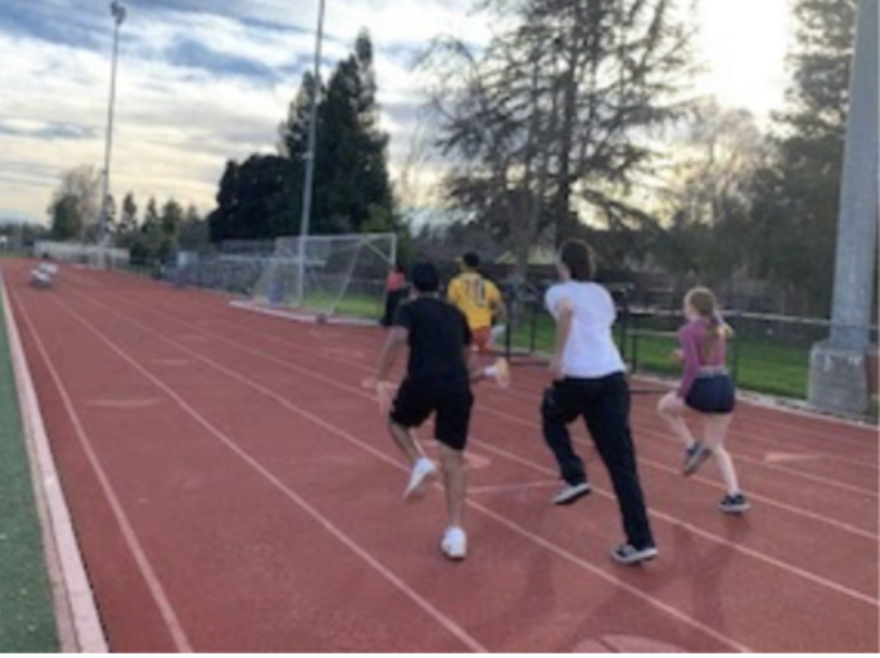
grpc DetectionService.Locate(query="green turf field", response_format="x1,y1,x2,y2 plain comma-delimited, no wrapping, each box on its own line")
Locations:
0,289,59,652
305,291,815,399
302,292,383,320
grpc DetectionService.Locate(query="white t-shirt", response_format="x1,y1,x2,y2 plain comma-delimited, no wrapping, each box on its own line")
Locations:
545,281,626,379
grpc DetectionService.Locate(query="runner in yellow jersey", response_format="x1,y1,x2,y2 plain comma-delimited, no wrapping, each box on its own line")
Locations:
447,252,508,353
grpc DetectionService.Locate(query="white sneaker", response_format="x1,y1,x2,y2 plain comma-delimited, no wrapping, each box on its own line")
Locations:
552,482,592,506
403,458,437,503
440,527,467,561
611,543,659,565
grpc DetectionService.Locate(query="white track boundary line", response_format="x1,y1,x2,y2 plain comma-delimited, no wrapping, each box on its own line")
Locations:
45,293,487,654
1,271,108,652
111,291,880,543
57,290,751,653
75,284,880,603
12,291,192,652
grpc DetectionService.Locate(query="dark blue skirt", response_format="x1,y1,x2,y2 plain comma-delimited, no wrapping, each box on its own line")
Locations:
685,374,736,414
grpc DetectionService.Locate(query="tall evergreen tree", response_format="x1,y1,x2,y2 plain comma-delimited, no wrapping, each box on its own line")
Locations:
119,192,138,239
48,195,82,241
312,31,394,234
206,155,291,242
749,0,858,314
209,31,395,242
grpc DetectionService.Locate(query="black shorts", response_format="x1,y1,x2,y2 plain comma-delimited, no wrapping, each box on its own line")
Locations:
685,374,736,414
389,378,473,451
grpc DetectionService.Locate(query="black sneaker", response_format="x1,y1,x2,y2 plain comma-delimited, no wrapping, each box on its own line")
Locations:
683,443,711,476
719,493,750,514
552,481,592,506
611,543,659,566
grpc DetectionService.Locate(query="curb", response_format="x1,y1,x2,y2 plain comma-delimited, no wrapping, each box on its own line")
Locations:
1,270,108,652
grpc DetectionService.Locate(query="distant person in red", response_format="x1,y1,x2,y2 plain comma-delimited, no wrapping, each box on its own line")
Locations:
382,263,407,327
657,287,750,514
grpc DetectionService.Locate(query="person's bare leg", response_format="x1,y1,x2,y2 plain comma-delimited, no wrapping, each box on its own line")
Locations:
658,392,697,448
703,415,740,495
439,444,466,529
390,420,437,502
389,419,425,464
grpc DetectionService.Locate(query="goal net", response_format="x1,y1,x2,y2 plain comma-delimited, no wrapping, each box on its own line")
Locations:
243,233,397,324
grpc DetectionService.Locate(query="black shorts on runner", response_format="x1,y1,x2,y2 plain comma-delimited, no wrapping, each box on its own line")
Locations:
685,374,736,414
389,378,473,451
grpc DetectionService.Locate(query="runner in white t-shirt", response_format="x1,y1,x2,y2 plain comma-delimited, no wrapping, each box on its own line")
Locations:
541,239,657,566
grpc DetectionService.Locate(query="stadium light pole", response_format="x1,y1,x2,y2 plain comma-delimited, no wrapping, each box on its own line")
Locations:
296,0,326,305
99,1,126,249
808,0,878,416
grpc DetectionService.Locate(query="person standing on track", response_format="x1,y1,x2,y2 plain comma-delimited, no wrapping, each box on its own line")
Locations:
382,262,408,327
447,252,507,353
657,287,750,514
540,239,657,566
376,262,509,561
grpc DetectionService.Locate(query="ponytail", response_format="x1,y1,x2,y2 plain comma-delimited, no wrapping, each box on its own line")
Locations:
685,288,728,362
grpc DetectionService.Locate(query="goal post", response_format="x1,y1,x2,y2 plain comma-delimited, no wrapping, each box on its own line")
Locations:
247,233,397,323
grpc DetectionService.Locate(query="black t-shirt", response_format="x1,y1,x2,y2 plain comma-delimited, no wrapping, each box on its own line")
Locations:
394,296,472,386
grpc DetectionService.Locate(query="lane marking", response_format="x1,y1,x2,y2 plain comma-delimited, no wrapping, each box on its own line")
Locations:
110,290,880,540
48,292,488,654
69,283,880,608
2,272,108,653
85,398,162,410
61,288,761,652
470,481,557,495
13,291,192,652
573,635,688,653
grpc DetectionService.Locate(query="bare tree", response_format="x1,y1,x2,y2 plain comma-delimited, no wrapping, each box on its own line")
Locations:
662,100,771,226
49,165,102,242
422,0,696,278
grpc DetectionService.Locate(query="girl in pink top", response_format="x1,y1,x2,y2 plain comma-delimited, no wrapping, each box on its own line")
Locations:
657,287,749,514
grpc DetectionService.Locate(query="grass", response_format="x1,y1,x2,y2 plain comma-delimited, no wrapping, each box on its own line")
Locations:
508,310,813,400
302,292,383,320
0,288,59,652
117,265,823,400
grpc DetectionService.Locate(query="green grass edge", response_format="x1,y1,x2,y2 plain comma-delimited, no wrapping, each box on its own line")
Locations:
0,282,60,653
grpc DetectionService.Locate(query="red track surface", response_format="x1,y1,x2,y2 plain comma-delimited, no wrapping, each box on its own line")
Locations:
6,260,878,652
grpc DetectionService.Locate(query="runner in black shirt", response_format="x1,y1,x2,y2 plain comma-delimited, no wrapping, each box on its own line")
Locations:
376,262,509,561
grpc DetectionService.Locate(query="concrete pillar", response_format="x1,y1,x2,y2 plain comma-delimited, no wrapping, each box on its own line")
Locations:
809,0,879,416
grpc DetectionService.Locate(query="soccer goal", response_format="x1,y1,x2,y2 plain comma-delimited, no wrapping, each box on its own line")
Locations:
236,233,397,325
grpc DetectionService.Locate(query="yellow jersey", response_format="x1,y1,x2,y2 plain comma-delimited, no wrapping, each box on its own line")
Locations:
447,272,501,330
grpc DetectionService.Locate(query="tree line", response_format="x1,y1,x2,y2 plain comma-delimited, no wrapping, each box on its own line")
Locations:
47,165,209,262
422,0,862,316
45,1,864,317
206,30,397,243
47,29,397,257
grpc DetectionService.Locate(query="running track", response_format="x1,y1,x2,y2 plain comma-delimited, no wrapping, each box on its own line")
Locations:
6,260,878,652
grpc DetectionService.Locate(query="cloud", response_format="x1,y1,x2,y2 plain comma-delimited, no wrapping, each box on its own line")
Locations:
0,119,97,140
0,0,789,224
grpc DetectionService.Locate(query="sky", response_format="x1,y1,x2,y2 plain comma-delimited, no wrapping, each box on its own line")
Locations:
0,0,793,224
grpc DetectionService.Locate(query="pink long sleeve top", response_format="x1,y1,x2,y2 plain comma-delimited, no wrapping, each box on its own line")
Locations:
678,319,727,398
